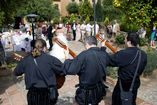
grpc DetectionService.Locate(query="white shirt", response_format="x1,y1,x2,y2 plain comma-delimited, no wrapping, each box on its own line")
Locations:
81,24,86,33
86,24,92,32
92,24,99,34
73,23,76,30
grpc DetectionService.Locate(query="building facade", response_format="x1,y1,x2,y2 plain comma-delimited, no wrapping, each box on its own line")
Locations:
53,0,97,16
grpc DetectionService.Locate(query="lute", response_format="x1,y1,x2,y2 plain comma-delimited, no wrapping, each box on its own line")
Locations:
96,34,117,53
12,53,65,89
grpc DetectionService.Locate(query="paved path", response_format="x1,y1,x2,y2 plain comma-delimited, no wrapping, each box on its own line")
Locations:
0,41,155,105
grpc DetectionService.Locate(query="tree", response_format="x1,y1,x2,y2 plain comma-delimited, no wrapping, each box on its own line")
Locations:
0,0,29,27
66,2,79,15
103,0,122,21
115,0,157,32
15,0,60,22
79,0,93,20
95,0,104,22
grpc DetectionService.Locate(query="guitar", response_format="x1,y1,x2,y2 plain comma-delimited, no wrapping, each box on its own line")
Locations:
96,34,117,53
53,38,77,58
12,53,65,89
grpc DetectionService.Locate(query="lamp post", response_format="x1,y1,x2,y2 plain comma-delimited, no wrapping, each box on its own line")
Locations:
93,0,96,36
26,14,38,41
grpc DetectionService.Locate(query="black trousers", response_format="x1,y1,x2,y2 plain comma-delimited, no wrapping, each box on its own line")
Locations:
112,80,139,105
73,30,76,40
75,82,106,105
48,37,53,51
27,87,56,105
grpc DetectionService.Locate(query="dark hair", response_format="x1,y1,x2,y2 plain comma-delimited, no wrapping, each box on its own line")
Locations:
127,32,139,46
84,36,97,46
31,39,47,57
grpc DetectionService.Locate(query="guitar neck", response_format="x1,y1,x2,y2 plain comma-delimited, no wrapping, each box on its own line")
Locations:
96,34,117,53
54,38,77,58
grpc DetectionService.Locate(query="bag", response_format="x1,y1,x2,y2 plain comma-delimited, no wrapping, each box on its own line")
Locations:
49,87,58,102
120,91,133,105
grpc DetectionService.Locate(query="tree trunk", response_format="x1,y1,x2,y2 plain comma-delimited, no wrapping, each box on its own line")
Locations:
0,41,6,66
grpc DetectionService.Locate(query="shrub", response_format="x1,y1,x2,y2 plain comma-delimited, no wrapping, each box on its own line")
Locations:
104,17,109,26
143,50,157,76
139,38,147,46
115,34,125,44
85,15,90,24
106,67,117,79
69,13,76,24
7,63,17,68
66,2,79,15
61,16,69,24
53,18,59,24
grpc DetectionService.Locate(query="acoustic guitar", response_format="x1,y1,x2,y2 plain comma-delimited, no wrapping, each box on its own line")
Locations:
96,34,117,53
12,53,65,89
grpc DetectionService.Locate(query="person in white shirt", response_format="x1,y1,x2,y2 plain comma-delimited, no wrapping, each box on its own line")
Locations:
112,20,120,37
80,21,86,42
92,21,99,36
86,22,92,36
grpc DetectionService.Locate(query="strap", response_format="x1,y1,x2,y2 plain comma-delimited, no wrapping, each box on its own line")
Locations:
34,59,49,88
129,50,141,91
119,50,141,92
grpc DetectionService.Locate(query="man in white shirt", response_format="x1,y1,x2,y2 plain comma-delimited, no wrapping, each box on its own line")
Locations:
80,21,86,41
112,20,120,36
92,21,99,36
86,22,92,36
72,20,76,40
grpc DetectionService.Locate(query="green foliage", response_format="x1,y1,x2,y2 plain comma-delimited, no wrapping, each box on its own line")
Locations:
15,0,60,22
103,0,122,21
53,18,59,24
61,16,69,24
115,34,125,44
104,17,109,26
69,14,76,24
106,67,117,79
0,0,29,26
120,16,140,32
85,16,90,24
139,38,147,46
79,0,93,20
7,63,17,68
0,11,5,27
95,0,104,22
143,50,157,76
116,0,157,34
66,2,79,15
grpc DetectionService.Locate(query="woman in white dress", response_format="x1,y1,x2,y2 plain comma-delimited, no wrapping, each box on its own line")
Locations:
49,24,68,60
75,21,81,41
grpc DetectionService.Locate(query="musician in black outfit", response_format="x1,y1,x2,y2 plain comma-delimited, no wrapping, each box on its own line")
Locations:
64,36,109,105
13,39,63,105
102,32,147,105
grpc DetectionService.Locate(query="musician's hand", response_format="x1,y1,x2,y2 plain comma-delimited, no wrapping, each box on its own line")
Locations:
101,40,106,47
64,47,69,59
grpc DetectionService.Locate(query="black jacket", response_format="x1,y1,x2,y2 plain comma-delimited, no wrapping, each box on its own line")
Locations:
107,47,147,82
14,52,63,89
63,47,109,85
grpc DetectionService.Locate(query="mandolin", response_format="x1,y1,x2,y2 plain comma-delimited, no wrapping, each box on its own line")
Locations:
12,53,65,89
96,34,117,53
